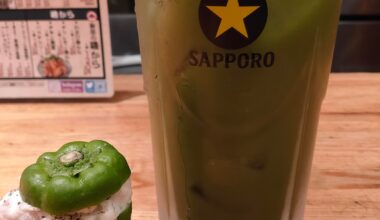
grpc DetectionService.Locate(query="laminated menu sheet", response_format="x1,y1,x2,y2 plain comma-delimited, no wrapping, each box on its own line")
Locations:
0,0,114,98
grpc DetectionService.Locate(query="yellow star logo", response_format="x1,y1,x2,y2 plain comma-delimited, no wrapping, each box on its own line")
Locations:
207,0,260,38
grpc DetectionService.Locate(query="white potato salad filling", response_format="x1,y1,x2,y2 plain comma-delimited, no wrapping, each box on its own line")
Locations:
0,179,132,220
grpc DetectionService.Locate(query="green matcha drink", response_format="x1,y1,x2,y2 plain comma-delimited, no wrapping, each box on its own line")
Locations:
136,0,341,219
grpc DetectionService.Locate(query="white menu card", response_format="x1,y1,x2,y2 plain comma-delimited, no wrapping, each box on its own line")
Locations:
0,0,114,98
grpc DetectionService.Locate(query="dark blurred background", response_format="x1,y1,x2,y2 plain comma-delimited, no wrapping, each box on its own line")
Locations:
108,0,380,73
108,0,135,13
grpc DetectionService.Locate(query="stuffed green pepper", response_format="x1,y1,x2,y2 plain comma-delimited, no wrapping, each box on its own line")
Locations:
0,140,132,220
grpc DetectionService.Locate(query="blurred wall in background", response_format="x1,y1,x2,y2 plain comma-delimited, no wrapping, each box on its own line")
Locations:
109,0,135,13
332,0,380,72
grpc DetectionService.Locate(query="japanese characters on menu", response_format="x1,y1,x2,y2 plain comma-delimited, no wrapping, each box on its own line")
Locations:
0,0,114,98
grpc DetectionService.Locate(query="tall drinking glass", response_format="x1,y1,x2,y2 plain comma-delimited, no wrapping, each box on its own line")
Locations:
136,1,342,219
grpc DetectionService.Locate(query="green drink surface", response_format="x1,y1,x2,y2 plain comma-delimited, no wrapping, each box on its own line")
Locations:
136,1,342,219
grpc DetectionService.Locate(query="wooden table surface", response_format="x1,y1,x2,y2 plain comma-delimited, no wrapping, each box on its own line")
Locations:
0,74,379,220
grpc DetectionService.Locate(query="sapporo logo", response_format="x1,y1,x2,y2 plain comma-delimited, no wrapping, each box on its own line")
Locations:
190,0,274,69
199,0,267,50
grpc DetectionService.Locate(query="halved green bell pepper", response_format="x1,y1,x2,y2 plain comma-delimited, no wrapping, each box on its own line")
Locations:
19,140,131,216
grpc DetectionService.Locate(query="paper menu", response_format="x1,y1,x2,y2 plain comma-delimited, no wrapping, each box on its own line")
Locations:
3,0,98,9
0,0,113,98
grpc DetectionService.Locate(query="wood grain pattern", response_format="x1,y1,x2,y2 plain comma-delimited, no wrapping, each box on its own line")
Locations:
0,74,379,219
